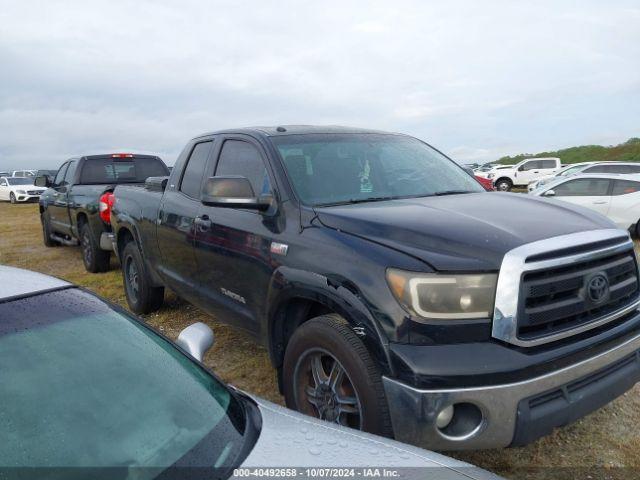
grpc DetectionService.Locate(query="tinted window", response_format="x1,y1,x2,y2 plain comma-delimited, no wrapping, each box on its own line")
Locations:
215,140,271,196
62,161,77,186
626,165,640,173
520,160,541,171
53,163,68,185
553,178,611,196
79,158,169,184
540,160,557,169
612,180,640,196
0,289,254,474
273,134,483,206
584,164,636,174
180,142,212,198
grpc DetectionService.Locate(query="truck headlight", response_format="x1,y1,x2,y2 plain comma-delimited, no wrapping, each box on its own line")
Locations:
386,269,497,320
16,190,26,194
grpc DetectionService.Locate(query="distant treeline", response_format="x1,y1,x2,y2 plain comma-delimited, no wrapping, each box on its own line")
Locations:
497,138,640,165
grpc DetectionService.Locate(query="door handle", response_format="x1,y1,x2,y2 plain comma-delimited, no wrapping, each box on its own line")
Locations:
195,215,212,231
593,201,607,204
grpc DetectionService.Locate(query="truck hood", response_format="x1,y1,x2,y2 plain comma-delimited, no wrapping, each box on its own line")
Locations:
315,193,615,271
242,398,500,479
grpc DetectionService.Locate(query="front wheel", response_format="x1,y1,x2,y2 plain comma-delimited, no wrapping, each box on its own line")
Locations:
122,241,164,314
495,178,513,192
80,223,110,273
283,314,393,437
9,193,16,204
41,214,58,247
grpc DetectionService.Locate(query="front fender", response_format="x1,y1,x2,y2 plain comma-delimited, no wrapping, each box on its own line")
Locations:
266,266,394,376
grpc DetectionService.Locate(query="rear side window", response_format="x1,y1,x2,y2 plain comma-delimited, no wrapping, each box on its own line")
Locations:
180,142,212,198
612,180,640,196
539,160,557,169
553,178,611,196
215,140,271,196
63,161,77,186
79,158,169,184
585,164,637,174
53,164,68,185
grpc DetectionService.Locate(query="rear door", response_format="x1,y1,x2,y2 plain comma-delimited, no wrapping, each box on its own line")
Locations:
193,136,278,334
0,178,9,200
551,177,612,215
608,179,640,229
48,162,69,232
538,159,559,177
156,140,214,297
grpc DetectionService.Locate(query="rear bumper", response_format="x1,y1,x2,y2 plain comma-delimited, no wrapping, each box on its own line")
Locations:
100,232,116,252
382,330,640,450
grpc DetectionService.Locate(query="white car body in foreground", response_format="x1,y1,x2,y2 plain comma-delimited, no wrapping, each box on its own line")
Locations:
531,173,640,233
0,176,46,203
0,266,500,480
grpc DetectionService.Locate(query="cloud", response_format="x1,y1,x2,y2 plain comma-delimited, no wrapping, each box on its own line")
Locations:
0,0,638,169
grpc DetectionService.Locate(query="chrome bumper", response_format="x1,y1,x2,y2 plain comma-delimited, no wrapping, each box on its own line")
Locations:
383,329,640,451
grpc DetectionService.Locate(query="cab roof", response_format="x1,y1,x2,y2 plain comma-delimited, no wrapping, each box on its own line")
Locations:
194,125,402,140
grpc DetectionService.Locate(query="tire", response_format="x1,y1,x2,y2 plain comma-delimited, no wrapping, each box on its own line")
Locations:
122,241,164,314
283,314,393,438
635,221,640,239
41,214,58,247
495,178,513,192
9,193,16,204
80,222,110,273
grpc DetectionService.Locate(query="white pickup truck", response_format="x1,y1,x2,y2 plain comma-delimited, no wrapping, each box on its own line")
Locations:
489,157,561,191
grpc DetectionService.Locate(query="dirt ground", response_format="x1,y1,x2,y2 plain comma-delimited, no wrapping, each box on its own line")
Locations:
1,202,639,479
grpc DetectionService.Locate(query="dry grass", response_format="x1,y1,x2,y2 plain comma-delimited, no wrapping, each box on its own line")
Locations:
1,202,639,478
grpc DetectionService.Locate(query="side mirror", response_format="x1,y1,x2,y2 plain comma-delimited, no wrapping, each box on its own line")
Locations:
543,189,556,197
201,176,273,211
176,322,214,362
34,175,51,188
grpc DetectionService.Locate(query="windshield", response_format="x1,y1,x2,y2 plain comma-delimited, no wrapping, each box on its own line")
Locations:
7,177,34,185
272,134,483,206
79,158,169,184
0,289,255,478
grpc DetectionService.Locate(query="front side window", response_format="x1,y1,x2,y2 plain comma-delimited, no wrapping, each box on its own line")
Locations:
180,141,212,198
61,161,77,186
0,288,255,476
520,160,540,171
553,178,611,196
215,140,271,196
272,134,483,206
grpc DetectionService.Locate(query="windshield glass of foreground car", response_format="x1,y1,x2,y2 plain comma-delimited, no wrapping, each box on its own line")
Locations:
0,289,255,479
79,158,169,184
273,134,484,206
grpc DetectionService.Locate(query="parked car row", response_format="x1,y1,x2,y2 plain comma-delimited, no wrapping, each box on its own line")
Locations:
25,126,640,460
0,176,46,203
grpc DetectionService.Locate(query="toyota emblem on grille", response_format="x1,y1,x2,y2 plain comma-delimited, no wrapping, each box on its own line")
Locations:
587,273,609,304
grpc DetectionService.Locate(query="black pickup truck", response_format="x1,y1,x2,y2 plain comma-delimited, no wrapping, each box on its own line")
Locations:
109,126,640,450
37,153,169,272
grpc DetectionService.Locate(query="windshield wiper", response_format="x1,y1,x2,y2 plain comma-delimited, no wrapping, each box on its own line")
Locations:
316,196,396,207
432,190,476,196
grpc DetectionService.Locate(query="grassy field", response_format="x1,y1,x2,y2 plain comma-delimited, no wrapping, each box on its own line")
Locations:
1,202,639,478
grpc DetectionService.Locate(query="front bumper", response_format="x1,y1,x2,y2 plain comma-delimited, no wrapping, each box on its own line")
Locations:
383,330,640,450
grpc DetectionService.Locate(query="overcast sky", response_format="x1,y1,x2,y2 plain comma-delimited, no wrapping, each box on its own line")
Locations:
0,0,638,169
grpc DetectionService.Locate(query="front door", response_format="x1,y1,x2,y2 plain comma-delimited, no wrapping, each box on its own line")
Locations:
194,137,280,335
156,140,214,298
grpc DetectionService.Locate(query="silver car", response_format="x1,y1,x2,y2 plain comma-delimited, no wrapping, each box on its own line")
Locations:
0,266,499,480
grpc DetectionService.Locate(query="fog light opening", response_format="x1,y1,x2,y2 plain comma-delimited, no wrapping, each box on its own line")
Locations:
437,403,484,440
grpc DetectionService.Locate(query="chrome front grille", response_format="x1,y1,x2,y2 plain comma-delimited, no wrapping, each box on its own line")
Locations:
493,229,640,347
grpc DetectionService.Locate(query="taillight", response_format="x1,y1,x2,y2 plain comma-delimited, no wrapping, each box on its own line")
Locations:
111,153,134,158
99,192,115,223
